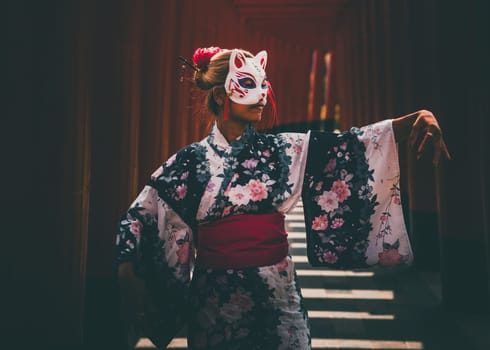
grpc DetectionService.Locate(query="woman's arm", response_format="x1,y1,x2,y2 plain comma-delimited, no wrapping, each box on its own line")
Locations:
392,109,451,166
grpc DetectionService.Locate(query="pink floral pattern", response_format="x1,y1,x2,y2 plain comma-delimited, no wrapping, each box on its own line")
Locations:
241,158,259,169
316,190,339,212
331,179,351,202
247,179,268,202
376,177,401,243
205,124,294,220
323,251,338,264
129,219,142,237
175,184,187,200
303,130,378,268
116,120,409,349
312,214,328,230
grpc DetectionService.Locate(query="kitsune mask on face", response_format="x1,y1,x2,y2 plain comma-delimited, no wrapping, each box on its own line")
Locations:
224,49,269,105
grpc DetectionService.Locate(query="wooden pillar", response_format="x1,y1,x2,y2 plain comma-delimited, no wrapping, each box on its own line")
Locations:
6,0,89,347
435,0,490,312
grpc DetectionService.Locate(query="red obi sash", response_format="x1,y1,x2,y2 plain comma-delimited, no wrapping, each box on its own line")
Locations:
196,212,289,269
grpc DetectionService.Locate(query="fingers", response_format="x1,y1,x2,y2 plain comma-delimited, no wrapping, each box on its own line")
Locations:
432,138,451,166
416,130,433,160
408,114,425,147
417,130,451,166
407,110,451,166
441,139,451,160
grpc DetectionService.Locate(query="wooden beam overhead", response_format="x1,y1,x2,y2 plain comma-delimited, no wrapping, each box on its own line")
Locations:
233,0,350,49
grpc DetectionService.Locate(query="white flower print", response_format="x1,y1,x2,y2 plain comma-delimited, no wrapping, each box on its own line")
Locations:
227,184,250,206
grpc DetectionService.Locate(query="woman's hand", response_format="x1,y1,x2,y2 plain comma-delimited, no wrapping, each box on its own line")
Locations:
392,110,451,166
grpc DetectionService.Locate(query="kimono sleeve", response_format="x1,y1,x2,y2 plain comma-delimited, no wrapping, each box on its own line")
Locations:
302,119,413,269
275,132,309,213
115,165,195,348
115,181,195,284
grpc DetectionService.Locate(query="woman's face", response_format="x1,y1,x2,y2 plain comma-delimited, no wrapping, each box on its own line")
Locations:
228,98,267,123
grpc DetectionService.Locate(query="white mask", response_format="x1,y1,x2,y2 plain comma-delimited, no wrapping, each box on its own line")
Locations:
224,49,269,105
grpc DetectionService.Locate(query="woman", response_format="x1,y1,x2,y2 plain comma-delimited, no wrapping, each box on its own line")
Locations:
116,47,450,349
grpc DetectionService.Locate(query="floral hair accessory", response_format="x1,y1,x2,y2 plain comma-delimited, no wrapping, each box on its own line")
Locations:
192,46,223,71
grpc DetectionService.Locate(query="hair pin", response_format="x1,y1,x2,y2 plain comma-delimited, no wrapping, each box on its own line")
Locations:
178,56,199,72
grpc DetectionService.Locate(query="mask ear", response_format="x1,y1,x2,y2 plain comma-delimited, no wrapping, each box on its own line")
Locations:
254,50,268,70
230,49,246,70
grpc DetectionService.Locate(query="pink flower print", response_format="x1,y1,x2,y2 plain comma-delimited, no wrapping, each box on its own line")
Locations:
247,179,268,202
324,158,336,173
293,144,302,154
315,181,324,191
317,190,339,212
129,220,142,237
263,149,271,157
331,180,351,202
380,213,389,222
180,171,189,180
340,141,348,151
176,241,190,265
206,181,215,192
175,184,187,200
312,214,328,231
393,196,401,205
323,251,338,264
330,218,345,229
241,158,259,169
228,184,250,206
223,206,232,216
336,245,346,252
224,174,239,195
378,248,403,266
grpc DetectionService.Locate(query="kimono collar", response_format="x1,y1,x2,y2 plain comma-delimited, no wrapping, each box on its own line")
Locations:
207,122,256,156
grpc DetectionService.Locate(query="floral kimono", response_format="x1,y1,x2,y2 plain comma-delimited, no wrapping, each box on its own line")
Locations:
115,119,412,350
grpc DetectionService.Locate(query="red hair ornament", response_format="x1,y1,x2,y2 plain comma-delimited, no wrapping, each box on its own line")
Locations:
192,46,223,71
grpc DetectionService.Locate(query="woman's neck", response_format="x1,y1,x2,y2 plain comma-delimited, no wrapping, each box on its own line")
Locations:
216,119,250,143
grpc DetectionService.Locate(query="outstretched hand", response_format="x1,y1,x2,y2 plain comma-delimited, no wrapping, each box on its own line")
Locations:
392,110,451,166
407,110,451,166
